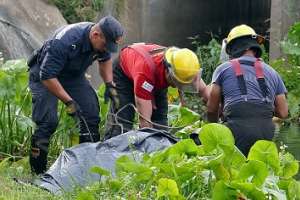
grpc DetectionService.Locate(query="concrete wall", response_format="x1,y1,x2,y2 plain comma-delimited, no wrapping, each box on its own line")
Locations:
88,0,270,88
0,0,273,88
270,0,300,60
103,0,271,49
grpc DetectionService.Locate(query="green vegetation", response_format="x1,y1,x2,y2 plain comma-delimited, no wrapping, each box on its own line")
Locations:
271,22,300,123
0,22,299,199
57,123,300,199
0,59,79,162
0,158,64,200
177,37,222,117
190,36,221,85
0,59,32,158
47,0,104,23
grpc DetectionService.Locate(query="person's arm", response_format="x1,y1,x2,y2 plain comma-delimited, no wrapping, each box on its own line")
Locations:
98,58,113,83
135,96,153,128
274,94,288,118
207,83,222,122
39,40,72,103
198,79,210,103
42,78,72,103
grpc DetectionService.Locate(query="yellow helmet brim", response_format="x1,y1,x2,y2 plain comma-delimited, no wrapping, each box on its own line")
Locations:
164,47,201,84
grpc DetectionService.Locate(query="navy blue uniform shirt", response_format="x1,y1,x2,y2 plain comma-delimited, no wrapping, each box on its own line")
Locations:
37,22,111,80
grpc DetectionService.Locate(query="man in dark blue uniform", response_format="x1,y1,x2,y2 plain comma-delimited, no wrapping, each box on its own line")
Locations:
27,16,124,174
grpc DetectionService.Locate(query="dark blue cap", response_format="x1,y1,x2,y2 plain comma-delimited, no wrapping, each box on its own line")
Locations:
99,16,124,53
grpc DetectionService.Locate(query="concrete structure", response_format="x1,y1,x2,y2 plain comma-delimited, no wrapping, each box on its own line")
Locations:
102,0,271,49
3,0,289,88
270,0,300,60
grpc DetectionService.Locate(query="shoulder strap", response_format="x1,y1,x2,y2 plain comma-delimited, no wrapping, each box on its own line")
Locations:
230,59,248,100
254,59,268,100
128,43,164,84
232,59,269,101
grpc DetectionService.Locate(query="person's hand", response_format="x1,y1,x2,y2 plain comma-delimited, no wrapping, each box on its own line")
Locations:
104,82,120,109
65,100,82,118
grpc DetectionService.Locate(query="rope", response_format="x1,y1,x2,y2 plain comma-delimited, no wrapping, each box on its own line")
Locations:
107,103,186,131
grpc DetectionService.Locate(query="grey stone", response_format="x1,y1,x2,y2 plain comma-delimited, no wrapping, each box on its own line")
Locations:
0,0,66,59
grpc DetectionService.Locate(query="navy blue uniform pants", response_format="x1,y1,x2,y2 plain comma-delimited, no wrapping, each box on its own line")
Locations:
104,59,168,140
29,64,100,174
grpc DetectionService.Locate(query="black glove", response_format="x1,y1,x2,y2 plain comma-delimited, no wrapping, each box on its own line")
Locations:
104,82,120,109
65,100,82,118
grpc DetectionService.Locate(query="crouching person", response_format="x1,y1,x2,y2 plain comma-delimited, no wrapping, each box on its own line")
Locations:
104,43,209,139
28,16,124,174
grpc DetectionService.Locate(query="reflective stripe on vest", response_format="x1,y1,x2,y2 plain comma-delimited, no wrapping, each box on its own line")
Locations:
230,59,269,102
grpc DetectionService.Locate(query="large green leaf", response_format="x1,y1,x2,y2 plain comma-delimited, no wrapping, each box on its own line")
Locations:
279,152,299,179
175,120,202,139
107,179,122,192
212,180,238,200
231,181,266,200
211,163,230,181
115,155,153,183
168,104,200,127
89,166,110,177
167,139,198,157
157,178,179,198
248,140,280,174
173,158,203,182
288,179,300,200
224,146,246,170
238,160,268,187
148,140,198,168
199,123,235,154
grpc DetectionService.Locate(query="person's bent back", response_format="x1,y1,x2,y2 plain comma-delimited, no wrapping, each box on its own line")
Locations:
207,24,288,156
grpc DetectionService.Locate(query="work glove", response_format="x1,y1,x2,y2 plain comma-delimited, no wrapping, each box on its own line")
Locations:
104,82,120,109
65,100,82,118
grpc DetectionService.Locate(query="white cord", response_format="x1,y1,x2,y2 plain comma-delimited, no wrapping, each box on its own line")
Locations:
107,103,186,130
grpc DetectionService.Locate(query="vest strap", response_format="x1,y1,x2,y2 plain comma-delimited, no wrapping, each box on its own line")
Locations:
230,59,269,101
128,43,165,84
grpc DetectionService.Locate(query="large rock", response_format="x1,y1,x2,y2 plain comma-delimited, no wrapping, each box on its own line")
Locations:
0,0,66,59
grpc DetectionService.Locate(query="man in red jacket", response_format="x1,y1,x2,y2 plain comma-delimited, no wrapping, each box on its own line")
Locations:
104,43,209,139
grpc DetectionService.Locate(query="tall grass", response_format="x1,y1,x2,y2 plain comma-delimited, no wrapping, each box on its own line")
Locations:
0,59,33,158
0,59,80,160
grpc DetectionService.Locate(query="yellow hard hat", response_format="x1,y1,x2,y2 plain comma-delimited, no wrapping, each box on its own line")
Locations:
164,47,200,84
226,24,265,46
164,47,201,93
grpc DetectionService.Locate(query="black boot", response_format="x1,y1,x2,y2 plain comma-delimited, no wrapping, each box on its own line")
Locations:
29,137,49,175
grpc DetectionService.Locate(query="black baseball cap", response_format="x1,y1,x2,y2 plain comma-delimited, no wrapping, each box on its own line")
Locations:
98,16,124,53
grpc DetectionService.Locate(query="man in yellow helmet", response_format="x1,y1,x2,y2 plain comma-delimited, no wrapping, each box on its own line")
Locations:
104,43,209,139
207,24,288,155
